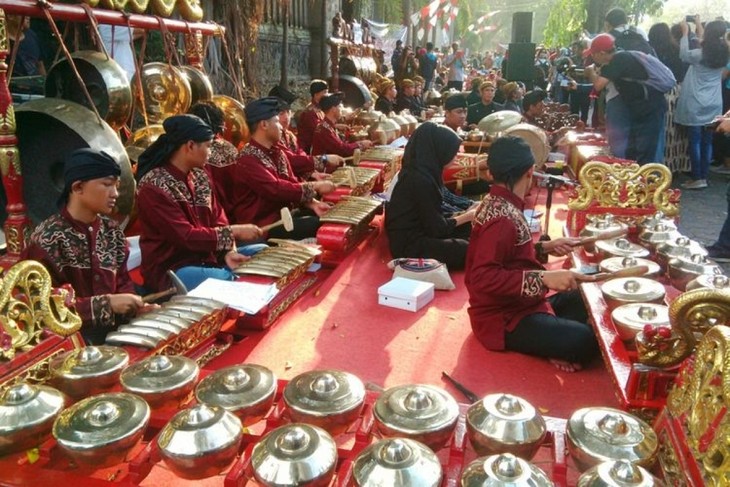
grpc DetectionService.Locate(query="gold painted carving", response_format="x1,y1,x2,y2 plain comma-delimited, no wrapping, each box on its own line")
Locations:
0,260,82,360
156,308,227,357
0,9,7,52
666,325,730,485
568,161,679,216
178,0,204,22
0,146,19,177
656,429,683,485
637,288,730,368
195,340,231,368
0,348,65,392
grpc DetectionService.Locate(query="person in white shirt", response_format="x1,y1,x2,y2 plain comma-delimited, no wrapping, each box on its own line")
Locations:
98,25,140,82
443,42,466,91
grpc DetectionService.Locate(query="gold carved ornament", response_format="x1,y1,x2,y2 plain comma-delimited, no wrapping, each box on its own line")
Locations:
0,260,82,360
666,324,730,485
568,161,679,216
636,288,730,368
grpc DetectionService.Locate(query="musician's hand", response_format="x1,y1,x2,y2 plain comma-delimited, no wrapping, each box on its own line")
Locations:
717,118,730,134
543,237,581,256
231,224,263,241
308,200,333,217
325,154,345,169
540,270,580,292
311,171,332,181
109,293,143,316
138,303,161,315
224,250,249,270
314,180,336,194
357,140,374,149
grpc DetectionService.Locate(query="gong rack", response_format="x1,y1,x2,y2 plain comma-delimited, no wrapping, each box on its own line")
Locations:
0,376,573,486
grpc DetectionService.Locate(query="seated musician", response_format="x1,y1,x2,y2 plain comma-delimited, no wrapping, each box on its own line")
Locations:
521,90,547,126
136,115,263,292
220,97,336,239
466,81,504,127
269,85,344,178
22,149,151,344
297,79,328,154
311,92,373,158
465,136,598,372
188,101,238,170
386,123,476,270
394,79,423,118
374,77,397,114
501,82,523,114
442,93,468,133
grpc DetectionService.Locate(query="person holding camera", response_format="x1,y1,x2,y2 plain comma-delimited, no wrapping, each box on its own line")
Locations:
675,16,729,189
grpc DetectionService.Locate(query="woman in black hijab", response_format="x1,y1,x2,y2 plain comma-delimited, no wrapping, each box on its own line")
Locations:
385,122,476,269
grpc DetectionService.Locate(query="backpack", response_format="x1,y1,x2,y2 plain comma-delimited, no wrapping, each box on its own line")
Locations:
610,27,656,56
622,50,676,94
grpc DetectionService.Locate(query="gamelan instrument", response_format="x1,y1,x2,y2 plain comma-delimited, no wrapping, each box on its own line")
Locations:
478,110,522,135
132,62,192,123
233,241,320,288
15,99,135,225
179,66,214,106
105,297,227,349
324,166,382,203
349,146,404,193
317,196,382,264
443,153,488,192
212,95,250,148
504,123,550,169
45,50,132,131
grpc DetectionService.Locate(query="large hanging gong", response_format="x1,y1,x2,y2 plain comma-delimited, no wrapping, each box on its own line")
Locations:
179,66,213,106
211,95,249,148
45,50,132,131
132,62,191,124
15,99,136,225
125,124,165,165
335,75,373,109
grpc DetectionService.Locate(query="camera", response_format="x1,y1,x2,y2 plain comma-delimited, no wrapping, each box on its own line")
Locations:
568,67,585,77
685,15,695,23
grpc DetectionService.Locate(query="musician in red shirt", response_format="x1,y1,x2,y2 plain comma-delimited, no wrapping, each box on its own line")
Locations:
465,136,598,372
296,79,328,154
23,149,151,344
311,92,373,157
269,85,344,179
218,97,336,239
135,115,263,292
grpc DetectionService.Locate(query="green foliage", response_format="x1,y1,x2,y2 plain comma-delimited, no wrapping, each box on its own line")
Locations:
543,0,587,47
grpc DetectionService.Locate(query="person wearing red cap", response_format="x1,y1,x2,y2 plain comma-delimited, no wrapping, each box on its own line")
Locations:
584,33,667,164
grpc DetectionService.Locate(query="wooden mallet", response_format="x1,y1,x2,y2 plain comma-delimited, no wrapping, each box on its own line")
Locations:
143,270,189,303
261,207,295,233
342,148,362,166
334,167,358,189
580,265,651,283
572,227,630,247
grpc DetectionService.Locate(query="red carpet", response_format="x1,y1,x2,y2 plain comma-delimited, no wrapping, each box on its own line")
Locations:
208,203,618,419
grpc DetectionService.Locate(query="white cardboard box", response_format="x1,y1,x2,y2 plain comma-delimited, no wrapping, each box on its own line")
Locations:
377,277,435,312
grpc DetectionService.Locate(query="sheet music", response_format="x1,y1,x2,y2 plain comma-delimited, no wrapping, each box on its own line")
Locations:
188,278,280,315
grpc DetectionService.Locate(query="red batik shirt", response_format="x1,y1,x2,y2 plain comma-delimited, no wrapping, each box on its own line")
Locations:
311,118,359,157
22,208,134,330
278,129,325,180
136,164,235,291
211,139,317,227
296,103,323,154
464,185,552,351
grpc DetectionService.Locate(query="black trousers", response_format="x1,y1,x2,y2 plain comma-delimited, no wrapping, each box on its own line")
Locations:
505,290,598,365
268,215,320,240
393,223,471,271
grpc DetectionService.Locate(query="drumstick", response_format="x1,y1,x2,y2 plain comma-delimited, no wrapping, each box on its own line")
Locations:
579,265,650,282
342,148,362,166
260,207,295,233
333,167,357,189
573,228,629,246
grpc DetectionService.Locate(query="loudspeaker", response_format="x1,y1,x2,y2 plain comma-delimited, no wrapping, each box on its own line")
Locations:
505,43,536,82
512,12,533,43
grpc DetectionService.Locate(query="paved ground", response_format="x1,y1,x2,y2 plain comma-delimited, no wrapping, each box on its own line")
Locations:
674,168,730,272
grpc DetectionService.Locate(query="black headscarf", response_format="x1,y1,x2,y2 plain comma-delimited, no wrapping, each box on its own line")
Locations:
59,148,121,207
400,122,461,190
136,114,214,181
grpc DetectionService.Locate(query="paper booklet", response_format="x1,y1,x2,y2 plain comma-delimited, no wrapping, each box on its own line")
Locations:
188,278,280,315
